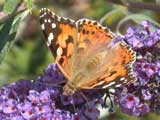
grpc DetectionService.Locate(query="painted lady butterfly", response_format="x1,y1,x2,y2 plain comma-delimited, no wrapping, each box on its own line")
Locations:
39,8,136,96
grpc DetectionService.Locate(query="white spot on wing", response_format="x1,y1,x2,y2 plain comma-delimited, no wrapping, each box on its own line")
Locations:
41,24,45,30
115,84,121,88
120,77,125,81
48,19,51,23
123,79,128,83
44,12,47,15
56,16,61,21
97,81,105,86
47,33,54,46
62,17,68,20
51,23,56,28
44,19,47,23
57,47,63,56
109,88,115,93
102,81,115,88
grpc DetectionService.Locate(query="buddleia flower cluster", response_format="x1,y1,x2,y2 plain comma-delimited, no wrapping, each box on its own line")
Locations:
115,21,160,116
0,64,105,120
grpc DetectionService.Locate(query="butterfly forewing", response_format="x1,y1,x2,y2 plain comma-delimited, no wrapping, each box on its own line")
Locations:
75,18,115,54
40,8,77,78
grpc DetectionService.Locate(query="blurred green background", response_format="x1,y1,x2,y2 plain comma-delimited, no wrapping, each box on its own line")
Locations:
0,0,159,119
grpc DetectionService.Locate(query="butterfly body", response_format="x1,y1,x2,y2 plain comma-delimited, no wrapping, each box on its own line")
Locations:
63,46,114,95
39,8,136,96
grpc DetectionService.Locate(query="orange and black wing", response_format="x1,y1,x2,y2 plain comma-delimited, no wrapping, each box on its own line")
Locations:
39,8,77,79
73,18,136,89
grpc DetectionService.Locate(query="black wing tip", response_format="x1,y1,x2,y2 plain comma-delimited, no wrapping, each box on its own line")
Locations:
39,8,54,18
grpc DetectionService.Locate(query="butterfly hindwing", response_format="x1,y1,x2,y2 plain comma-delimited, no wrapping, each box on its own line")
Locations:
69,19,136,89
79,42,136,89
40,8,77,78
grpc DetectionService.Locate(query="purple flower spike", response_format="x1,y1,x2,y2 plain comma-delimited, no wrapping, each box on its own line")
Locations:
0,63,104,120
115,20,160,116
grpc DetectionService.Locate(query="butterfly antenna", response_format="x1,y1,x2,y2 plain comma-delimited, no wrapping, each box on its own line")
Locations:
33,80,65,88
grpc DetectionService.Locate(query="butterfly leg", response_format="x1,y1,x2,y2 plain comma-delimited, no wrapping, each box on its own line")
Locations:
70,95,78,115
79,90,90,107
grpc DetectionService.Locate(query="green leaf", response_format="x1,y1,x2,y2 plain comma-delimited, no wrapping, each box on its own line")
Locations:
3,0,21,14
0,17,15,52
100,7,128,28
0,33,16,63
0,17,16,62
116,13,160,33
128,14,159,26
0,10,29,63
26,0,33,11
